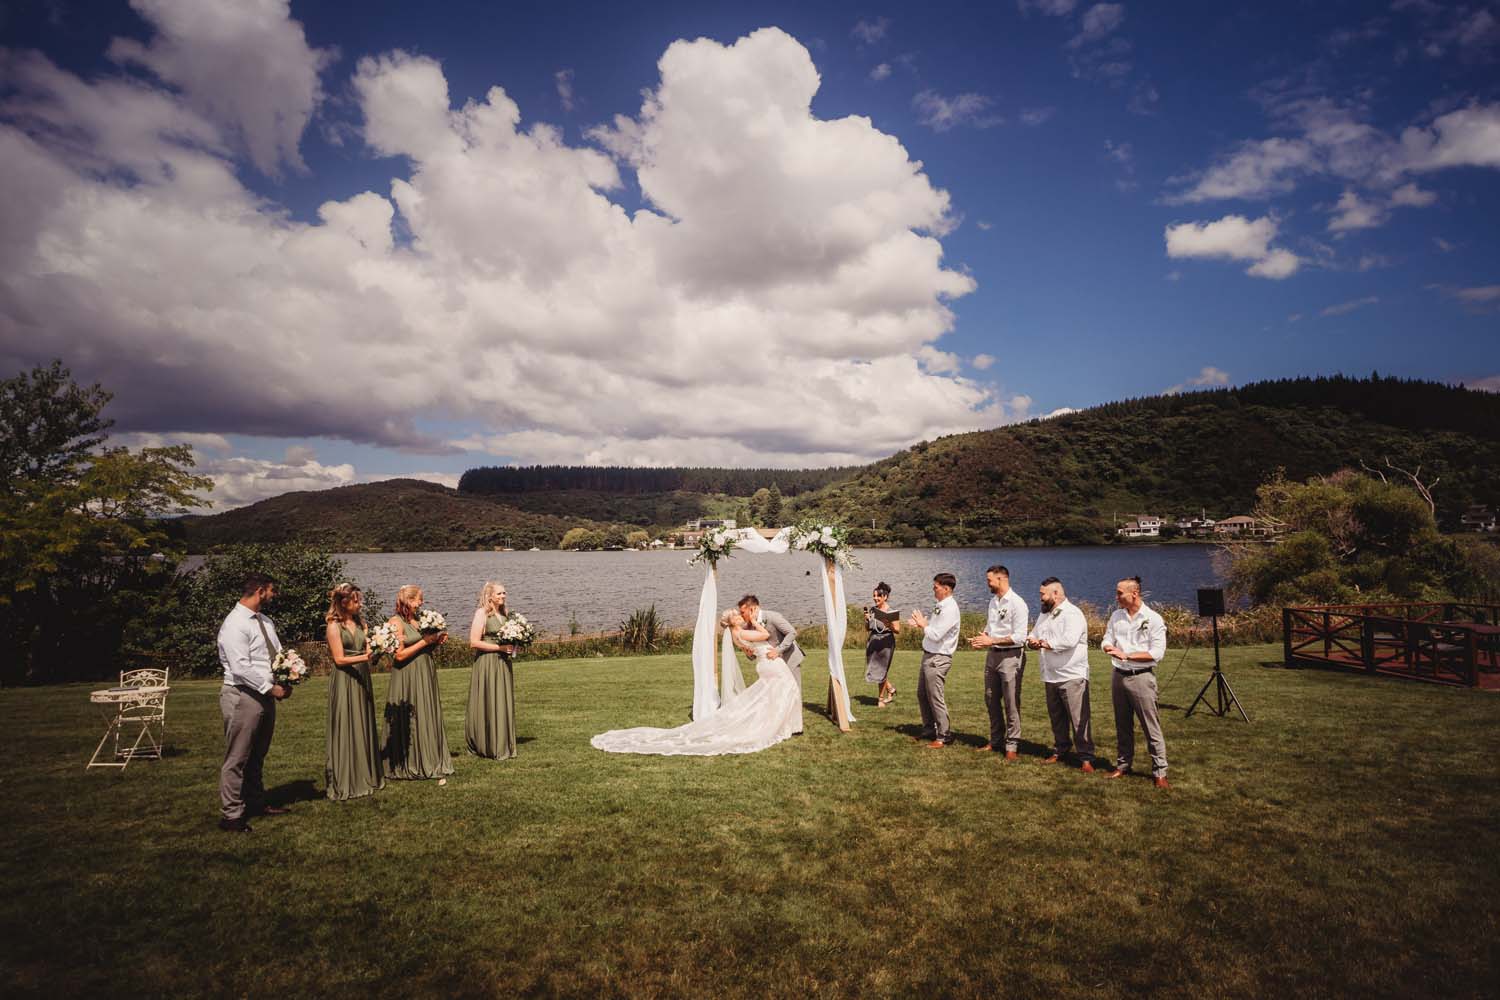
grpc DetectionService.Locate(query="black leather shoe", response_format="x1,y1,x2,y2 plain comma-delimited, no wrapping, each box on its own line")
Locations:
218,817,252,833
258,805,291,816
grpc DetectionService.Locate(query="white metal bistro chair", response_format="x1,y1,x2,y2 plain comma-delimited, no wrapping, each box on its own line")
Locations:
87,667,170,770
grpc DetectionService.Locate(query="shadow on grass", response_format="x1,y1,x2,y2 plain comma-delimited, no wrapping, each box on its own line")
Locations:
263,779,321,809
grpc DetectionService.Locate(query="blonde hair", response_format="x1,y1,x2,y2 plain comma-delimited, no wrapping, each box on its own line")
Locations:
394,584,422,621
477,580,508,617
325,582,365,627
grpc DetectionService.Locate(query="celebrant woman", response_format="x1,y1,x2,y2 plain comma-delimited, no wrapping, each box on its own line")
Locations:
466,580,518,759
865,581,902,707
383,585,453,782
323,583,385,800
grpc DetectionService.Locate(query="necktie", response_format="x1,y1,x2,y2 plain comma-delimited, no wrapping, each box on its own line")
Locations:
256,615,281,660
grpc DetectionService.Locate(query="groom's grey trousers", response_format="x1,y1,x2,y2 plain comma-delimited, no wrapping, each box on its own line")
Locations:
917,651,954,742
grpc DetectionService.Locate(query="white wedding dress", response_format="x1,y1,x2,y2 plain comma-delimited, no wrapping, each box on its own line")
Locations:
591,640,803,756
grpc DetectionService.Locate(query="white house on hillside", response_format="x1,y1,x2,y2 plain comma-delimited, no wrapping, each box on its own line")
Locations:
1116,514,1163,538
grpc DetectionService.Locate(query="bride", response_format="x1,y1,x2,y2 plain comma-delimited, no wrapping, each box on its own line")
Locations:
591,609,803,756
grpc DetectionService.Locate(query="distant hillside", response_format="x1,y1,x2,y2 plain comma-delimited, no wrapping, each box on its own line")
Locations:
183,377,1500,551
458,464,856,496
786,376,1500,546
182,479,601,553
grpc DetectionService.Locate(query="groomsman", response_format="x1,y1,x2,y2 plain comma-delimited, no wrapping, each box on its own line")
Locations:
1101,577,1170,788
216,572,291,832
968,564,1028,759
1027,576,1095,772
909,572,961,748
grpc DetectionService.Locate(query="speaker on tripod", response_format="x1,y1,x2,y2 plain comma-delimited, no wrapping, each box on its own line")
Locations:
1186,588,1249,721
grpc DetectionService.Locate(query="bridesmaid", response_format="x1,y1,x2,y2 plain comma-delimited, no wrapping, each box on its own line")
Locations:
382,584,454,782
466,580,518,759
323,583,385,800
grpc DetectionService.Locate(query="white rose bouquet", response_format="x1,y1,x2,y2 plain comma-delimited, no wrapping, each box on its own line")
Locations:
367,622,399,660
790,521,858,569
689,527,739,568
415,608,447,634
498,612,537,648
271,649,309,687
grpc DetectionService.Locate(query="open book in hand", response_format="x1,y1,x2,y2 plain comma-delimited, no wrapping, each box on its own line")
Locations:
868,607,900,625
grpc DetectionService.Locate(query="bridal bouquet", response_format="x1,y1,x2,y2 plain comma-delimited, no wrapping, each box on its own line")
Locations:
790,521,858,569
271,648,309,686
498,612,537,647
415,608,447,634
367,622,399,660
689,526,738,567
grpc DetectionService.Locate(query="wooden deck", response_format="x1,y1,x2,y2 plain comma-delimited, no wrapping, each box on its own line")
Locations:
1282,603,1500,689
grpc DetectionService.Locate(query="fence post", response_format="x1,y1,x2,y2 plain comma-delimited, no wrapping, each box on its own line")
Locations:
1282,608,1294,667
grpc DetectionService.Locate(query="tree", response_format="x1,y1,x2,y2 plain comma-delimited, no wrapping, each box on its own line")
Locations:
765,483,784,526
1225,468,1499,606
625,530,651,549
0,362,213,682
560,527,605,550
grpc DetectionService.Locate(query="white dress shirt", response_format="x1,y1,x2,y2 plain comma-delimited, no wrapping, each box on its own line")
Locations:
985,589,1029,649
922,595,961,655
1030,599,1090,683
217,602,281,694
1102,603,1167,670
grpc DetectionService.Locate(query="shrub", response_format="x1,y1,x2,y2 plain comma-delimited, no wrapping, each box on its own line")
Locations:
153,544,380,678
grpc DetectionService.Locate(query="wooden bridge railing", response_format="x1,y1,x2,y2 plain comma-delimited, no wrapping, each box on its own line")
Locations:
1282,603,1500,688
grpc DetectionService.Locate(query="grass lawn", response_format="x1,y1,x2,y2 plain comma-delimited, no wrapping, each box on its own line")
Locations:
3,645,1498,998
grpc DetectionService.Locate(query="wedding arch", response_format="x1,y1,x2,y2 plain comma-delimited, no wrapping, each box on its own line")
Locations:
690,526,856,731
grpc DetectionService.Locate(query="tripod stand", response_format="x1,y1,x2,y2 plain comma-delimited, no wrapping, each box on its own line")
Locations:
1186,614,1249,721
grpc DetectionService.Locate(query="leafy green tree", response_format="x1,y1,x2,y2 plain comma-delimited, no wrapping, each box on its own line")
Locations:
560,527,605,550
0,362,212,683
625,530,651,549
765,483,783,525
1227,468,1500,605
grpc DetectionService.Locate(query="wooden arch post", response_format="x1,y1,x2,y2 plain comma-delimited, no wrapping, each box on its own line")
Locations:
824,557,852,733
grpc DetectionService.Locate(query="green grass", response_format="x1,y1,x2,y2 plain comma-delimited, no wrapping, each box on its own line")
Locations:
3,646,1498,998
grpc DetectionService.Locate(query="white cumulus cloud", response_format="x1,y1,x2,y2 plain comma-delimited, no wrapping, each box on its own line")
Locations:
0,22,1005,473
1164,214,1301,280
1164,366,1231,395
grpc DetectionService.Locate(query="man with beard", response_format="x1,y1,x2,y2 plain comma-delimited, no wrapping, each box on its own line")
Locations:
1027,576,1094,773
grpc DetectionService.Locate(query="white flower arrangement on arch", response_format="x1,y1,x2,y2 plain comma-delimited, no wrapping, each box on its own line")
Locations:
689,526,739,568
790,521,858,569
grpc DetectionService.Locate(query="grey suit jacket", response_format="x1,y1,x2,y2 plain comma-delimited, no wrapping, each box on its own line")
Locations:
760,609,806,672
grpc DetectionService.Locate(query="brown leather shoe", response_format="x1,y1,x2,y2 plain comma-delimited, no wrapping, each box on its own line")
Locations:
1153,776,1170,789
1040,754,1061,764
925,740,946,749
1080,761,1095,774
1106,768,1129,779
974,743,995,753
1004,751,1019,761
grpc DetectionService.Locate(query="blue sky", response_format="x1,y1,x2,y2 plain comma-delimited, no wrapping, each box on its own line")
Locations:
1,1,1496,507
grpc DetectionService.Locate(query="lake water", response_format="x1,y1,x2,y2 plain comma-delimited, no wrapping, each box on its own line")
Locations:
317,546,1227,634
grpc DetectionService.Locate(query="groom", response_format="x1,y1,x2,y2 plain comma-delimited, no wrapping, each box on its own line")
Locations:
738,594,805,735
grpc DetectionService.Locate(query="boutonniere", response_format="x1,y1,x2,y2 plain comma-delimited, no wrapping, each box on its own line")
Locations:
930,604,941,617
1050,608,1061,619
1137,620,1150,633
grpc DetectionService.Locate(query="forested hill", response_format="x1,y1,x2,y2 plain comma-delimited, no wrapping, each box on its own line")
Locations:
786,375,1500,546
183,377,1500,551
180,479,603,553
458,464,857,496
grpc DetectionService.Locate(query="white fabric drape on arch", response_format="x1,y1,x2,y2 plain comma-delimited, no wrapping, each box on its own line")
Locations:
690,527,854,724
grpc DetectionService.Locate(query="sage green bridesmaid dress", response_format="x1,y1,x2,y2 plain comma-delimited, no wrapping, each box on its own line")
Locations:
466,612,516,759
383,619,454,780
326,623,385,800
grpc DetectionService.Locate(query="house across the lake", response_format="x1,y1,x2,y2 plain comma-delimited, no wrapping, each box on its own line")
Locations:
1175,511,1217,537
1116,514,1163,539
1214,515,1275,537
1461,506,1496,533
